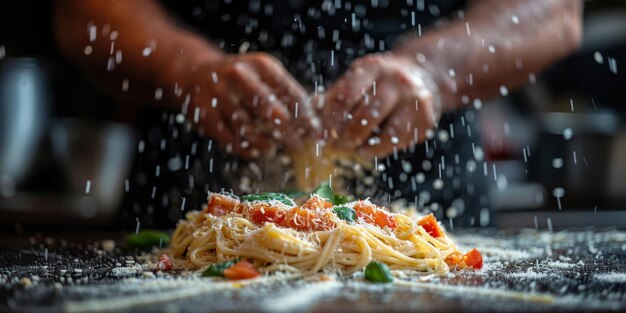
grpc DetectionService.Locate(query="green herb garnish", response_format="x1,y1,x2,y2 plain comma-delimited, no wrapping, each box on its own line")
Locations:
331,194,352,206
126,230,170,250
313,182,354,205
333,206,356,223
281,190,308,200
241,192,295,206
313,182,333,201
364,261,393,283
201,258,240,277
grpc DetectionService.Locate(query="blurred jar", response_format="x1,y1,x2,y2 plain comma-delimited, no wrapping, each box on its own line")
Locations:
0,58,49,197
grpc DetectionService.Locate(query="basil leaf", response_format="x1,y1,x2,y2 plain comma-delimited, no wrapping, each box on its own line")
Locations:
241,192,295,206
281,190,308,199
364,261,393,283
332,194,353,206
313,182,354,205
313,182,333,201
201,258,239,277
126,230,170,250
333,206,356,223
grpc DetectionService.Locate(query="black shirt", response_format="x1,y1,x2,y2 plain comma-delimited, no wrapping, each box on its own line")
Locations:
123,0,487,229
161,0,466,87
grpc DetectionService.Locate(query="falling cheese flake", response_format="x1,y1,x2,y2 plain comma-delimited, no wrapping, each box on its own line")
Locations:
593,51,604,64
499,86,509,96
608,57,618,74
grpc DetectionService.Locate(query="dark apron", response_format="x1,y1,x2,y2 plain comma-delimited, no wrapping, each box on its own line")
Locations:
122,0,488,229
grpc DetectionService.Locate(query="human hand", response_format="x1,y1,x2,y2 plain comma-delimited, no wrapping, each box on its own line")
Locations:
322,53,442,158
183,52,314,158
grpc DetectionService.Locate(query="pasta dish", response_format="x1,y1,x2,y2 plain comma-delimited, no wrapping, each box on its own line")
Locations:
169,189,482,280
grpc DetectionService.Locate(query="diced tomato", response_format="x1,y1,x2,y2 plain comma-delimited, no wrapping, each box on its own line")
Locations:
205,194,239,216
247,204,286,225
444,251,463,267
282,207,316,231
244,203,335,231
418,214,444,238
463,248,483,269
353,201,397,229
157,254,173,271
282,207,335,231
223,260,260,280
301,195,333,211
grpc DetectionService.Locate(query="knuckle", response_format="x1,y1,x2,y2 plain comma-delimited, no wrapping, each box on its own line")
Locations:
364,54,384,65
256,56,273,68
227,62,248,78
251,52,280,67
395,71,412,84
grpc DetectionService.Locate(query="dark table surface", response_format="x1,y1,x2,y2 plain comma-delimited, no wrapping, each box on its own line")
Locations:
1,228,625,312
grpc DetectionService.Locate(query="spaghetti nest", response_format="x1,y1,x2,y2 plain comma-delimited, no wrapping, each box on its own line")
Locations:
170,193,482,276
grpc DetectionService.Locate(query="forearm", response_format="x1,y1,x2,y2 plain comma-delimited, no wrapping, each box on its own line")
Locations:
394,0,582,111
54,0,223,109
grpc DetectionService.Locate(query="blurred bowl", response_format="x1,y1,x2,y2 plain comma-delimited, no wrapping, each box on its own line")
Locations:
51,118,137,222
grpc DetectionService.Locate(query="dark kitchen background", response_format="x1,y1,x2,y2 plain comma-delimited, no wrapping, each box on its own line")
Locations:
0,0,625,232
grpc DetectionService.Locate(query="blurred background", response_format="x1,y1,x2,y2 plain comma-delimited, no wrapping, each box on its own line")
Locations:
0,0,625,232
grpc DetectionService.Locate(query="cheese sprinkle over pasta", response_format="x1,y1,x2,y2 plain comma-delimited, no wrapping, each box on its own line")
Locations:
170,193,482,277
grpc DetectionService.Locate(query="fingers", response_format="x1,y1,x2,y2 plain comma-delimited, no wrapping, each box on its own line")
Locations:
323,66,379,128
195,84,273,160
196,52,317,157
214,113,272,160
243,53,317,142
245,53,307,113
360,95,437,158
217,98,274,152
226,58,311,150
330,56,382,106
339,79,399,149
224,61,290,123
359,106,412,158
326,54,442,158
342,59,382,105
193,105,245,157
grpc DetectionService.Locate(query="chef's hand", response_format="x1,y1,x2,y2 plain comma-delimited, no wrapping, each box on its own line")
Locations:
322,53,442,158
184,52,312,159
